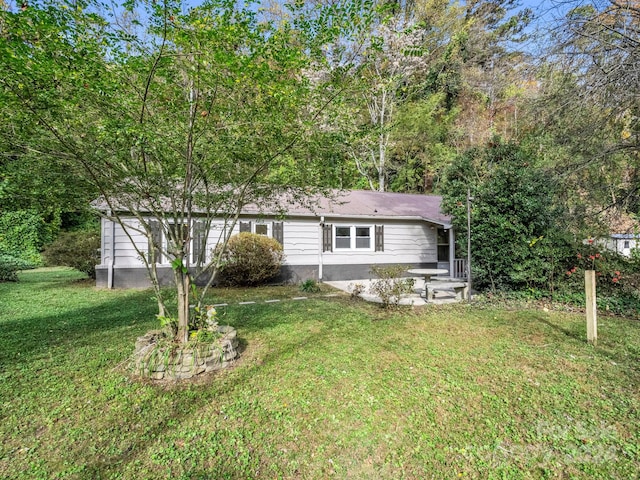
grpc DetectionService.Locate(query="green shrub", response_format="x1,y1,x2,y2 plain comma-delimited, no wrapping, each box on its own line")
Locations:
0,209,57,265
440,140,573,292
299,279,321,293
480,285,640,318
369,264,415,308
215,232,285,286
43,230,101,279
0,254,35,282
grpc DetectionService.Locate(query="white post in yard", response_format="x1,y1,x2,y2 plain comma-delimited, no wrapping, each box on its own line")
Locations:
466,189,473,303
585,269,597,346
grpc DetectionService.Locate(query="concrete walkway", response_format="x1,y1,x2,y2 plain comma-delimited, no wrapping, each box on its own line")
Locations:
325,278,465,306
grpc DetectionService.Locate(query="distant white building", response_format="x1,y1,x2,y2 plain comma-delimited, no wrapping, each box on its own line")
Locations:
604,233,640,258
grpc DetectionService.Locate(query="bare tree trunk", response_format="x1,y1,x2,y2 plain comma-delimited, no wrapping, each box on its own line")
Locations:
175,264,191,344
378,130,386,192
150,260,168,318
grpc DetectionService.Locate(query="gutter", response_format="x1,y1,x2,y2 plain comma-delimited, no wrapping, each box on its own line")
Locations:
298,213,452,227
107,212,115,289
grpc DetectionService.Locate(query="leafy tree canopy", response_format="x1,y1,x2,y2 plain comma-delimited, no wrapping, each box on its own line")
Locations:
440,139,573,292
0,0,375,343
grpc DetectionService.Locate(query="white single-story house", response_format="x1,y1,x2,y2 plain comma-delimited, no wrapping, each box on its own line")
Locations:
603,233,640,258
95,190,461,288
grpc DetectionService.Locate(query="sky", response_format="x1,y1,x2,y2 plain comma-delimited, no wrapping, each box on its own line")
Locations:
511,0,579,55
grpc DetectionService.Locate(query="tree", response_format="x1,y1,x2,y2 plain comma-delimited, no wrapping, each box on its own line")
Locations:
449,0,533,149
0,0,373,344
388,92,457,192
344,18,431,191
528,1,640,229
340,0,533,191
440,140,572,292
555,0,640,155
0,3,99,259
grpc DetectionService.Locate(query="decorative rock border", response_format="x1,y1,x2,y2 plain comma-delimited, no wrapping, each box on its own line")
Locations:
133,326,239,380
131,293,341,380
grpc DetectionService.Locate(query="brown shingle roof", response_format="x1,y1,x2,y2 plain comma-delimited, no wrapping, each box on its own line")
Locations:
94,189,451,226
246,190,451,226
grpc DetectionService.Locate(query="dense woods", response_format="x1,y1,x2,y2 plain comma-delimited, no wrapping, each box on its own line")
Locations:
1,0,639,301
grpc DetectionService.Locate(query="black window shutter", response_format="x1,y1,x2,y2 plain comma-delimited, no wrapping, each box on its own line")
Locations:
192,220,207,265
273,221,284,245
375,225,384,252
322,224,333,252
148,219,162,263
239,221,251,233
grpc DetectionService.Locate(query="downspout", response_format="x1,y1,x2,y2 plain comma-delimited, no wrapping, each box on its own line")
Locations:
107,214,115,289
319,216,324,282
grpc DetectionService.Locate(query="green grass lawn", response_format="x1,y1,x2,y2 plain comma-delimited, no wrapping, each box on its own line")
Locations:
1,268,639,479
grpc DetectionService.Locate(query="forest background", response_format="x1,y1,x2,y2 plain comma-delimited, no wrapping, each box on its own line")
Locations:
1,0,639,300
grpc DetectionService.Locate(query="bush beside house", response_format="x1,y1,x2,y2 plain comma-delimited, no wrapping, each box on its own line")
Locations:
440,140,574,292
0,209,54,281
0,209,56,265
215,232,285,286
43,230,101,279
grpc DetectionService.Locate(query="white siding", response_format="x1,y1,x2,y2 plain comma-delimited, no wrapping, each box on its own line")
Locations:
606,237,639,257
100,218,113,266
114,219,148,266
322,219,436,265
109,216,438,268
111,218,238,267
624,239,638,256
383,221,437,262
202,220,234,262
202,219,320,266
204,220,231,248
281,221,320,265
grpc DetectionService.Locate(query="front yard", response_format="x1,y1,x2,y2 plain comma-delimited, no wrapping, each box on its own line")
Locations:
0,268,638,479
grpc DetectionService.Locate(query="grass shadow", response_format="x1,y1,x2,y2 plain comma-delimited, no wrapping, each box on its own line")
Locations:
77,303,345,478
511,309,640,383
535,315,583,342
0,291,156,370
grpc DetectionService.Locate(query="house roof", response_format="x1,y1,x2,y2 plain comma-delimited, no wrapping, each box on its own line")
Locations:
611,233,640,240
94,189,452,227
248,190,451,226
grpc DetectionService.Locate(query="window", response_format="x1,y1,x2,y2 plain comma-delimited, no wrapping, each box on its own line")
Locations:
375,225,384,252
322,224,333,252
238,220,284,244
335,226,351,249
272,222,284,245
192,220,207,265
148,220,190,265
148,220,162,264
170,223,189,247
624,240,630,249
334,226,376,250
356,227,370,248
